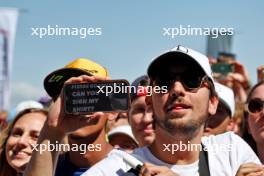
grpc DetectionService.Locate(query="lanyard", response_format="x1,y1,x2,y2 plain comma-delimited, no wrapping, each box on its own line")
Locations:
198,144,210,176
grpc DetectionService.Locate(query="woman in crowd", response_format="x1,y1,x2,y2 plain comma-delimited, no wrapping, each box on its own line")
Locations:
243,80,264,163
0,107,47,176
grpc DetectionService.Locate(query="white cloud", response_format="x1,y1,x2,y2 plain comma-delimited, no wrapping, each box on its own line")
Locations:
10,81,46,108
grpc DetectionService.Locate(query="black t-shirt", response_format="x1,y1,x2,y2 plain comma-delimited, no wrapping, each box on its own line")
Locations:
55,152,88,176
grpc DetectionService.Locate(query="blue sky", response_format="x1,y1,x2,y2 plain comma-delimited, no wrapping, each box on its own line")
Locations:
0,0,264,108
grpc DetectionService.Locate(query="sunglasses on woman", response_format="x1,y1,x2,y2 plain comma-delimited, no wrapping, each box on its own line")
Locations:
245,98,264,115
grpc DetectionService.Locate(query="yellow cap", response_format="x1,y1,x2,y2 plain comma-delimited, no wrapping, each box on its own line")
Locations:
64,58,109,77
44,58,109,99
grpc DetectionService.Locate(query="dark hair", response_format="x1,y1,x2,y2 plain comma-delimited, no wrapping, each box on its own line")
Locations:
0,108,48,176
242,80,264,153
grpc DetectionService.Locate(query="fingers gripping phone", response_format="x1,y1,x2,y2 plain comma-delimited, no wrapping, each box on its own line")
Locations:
63,79,131,115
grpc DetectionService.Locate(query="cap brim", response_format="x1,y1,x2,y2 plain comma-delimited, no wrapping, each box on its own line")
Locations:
44,68,92,99
108,132,134,140
147,52,205,79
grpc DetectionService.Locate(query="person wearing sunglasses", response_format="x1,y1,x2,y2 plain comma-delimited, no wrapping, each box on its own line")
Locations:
243,80,264,163
82,45,262,176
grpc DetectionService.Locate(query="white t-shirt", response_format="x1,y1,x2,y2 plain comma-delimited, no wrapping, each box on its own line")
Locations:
81,132,261,176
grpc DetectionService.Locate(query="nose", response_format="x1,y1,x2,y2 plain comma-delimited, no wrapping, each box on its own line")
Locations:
16,135,30,148
169,81,185,97
142,106,153,123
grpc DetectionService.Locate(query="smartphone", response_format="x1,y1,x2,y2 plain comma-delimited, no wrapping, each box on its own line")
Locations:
63,79,131,115
211,63,234,75
257,66,264,82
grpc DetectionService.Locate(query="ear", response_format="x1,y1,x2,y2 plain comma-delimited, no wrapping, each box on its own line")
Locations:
208,96,219,115
106,112,118,121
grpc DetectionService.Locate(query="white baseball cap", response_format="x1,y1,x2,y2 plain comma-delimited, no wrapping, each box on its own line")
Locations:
147,45,215,86
15,100,44,115
108,125,137,143
215,82,235,117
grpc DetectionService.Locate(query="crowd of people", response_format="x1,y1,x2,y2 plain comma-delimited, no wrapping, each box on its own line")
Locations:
0,45,264,176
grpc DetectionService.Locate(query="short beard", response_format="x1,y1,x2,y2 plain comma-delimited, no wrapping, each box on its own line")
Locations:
155,114,206,140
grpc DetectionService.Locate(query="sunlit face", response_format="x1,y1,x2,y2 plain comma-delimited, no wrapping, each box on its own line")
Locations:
151,61,218,138
248,84,264,143
129,96,155,146
204,102,231,136
5,112,47,173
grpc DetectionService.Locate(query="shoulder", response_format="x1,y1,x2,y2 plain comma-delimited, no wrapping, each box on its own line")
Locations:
202,132,261,175
202,132,258,153
132,147,148,157
202,131,254,149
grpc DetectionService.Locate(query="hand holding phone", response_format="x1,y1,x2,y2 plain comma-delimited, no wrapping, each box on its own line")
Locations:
47,75,107,136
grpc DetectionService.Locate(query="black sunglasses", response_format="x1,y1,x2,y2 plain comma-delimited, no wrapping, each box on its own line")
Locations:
245,98,264,115
153,74,208,92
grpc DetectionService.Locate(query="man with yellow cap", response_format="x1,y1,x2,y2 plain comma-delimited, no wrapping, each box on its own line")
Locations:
24,58,123,176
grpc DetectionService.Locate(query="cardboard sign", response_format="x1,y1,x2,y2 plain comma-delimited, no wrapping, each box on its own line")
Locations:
63,80,130,114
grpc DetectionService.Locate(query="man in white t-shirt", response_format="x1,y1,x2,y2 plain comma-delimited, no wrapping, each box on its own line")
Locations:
83,45,263,176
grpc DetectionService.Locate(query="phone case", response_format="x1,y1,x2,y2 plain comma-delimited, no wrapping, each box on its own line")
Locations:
63,79,131,115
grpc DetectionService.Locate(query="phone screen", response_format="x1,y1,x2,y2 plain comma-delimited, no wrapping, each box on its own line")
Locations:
211,63,234,75
63,80,131,114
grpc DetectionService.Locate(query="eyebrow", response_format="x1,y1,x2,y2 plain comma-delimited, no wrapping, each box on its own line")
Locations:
12,127,40,134
30,130,40,133
11,127,23,132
